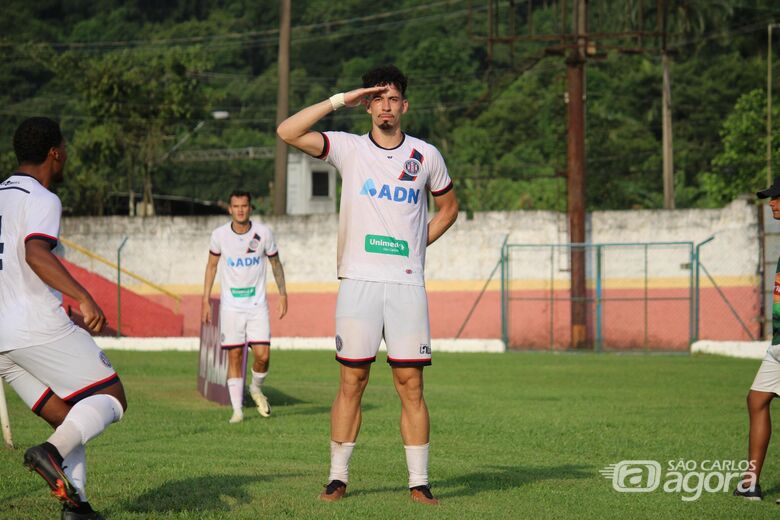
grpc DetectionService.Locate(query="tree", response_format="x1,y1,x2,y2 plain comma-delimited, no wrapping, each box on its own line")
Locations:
700,88,780,206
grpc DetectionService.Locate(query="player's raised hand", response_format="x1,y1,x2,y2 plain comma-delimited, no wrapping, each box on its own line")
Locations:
278,294,288,319
80,297,106,333
344,86,389,108
202,301,212,324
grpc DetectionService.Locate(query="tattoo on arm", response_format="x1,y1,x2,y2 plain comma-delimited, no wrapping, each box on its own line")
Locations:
270,255,287,295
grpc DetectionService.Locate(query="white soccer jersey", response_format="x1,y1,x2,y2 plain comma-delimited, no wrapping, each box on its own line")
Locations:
0,173,76,350
209,220,278,310
321,131,453,286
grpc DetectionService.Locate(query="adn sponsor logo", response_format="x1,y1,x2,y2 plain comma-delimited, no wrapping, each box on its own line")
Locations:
227,256,261,268
360,178,420,205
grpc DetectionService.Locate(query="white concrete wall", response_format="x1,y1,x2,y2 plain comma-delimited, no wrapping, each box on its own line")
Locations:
60,199,758,287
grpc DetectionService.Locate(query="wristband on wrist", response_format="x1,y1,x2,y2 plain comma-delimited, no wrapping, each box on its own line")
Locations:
329,93,346,111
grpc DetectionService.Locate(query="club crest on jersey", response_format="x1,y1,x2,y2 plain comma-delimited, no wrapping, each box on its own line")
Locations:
247,233,261,253
399,149,424,181
360,178,420,205
99,351,113,368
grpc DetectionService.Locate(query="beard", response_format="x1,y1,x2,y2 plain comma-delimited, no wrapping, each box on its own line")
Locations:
51,167,64,183
378,121,392,130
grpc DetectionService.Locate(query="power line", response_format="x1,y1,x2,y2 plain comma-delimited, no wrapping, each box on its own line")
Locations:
0,0,472,51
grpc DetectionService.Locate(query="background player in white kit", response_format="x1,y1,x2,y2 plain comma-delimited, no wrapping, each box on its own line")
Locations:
278,65,458,505
0,117,127,520
202,190,287,423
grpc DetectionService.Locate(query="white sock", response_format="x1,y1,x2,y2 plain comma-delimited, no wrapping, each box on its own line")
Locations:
48,394,124,459
63,444,87,502
405,443,430,488
227,378,244,412
250,370,267,390
328,440,356,483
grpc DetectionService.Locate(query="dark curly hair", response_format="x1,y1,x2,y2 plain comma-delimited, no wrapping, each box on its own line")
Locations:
13,117,63,165
362,65,407,96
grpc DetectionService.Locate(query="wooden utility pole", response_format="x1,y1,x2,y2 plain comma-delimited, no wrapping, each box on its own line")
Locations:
567,0,588,349
273,0,291,215
662,53,674,209
661,1,674,209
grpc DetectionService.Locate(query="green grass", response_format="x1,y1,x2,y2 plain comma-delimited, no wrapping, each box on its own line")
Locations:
1,350,779,519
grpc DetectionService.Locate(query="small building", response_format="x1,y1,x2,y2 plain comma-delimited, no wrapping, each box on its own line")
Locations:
286,152,337,215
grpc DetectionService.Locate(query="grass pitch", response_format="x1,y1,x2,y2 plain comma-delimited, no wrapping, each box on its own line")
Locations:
0,349,778,519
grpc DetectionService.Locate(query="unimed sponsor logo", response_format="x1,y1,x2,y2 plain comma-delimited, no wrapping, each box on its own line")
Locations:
365,234,409,257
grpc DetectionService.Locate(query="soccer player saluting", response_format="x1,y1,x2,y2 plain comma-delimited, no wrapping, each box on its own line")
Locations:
202,190,288,423
734,179,780,502
278,65,458,505
0,117,127,520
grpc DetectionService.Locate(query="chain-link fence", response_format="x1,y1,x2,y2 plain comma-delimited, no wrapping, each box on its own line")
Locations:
500,239,761,351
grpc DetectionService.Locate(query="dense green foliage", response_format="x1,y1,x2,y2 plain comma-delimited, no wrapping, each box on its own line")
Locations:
1,1,779,214
0,350,777,518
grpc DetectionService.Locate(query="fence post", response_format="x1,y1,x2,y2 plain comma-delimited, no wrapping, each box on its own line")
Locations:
694,236,715,342
117,236,128,338
595,244,603,352
500,237,509,348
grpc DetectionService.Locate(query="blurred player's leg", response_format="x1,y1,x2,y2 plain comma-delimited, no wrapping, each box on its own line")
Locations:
249,343,270,417
6,331,125,511
226,347,245,423
247,310,271,417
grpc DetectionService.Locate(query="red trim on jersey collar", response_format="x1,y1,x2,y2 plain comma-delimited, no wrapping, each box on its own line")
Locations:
368,131,405,150
230,221,252,235
8,172,39,181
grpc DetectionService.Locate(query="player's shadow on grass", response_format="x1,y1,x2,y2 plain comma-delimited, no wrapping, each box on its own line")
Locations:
242,386,304,407
434,464,590,498
244,387,378,416
124,473,297,514
349,464,589,499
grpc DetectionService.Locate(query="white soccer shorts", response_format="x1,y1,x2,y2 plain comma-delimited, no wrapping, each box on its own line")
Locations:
0,328,119,416
751,344,780,394
220,305,271,349
335,278,431,367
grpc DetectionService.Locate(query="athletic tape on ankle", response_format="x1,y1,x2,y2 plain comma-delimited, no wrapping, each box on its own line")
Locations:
329,93,346,111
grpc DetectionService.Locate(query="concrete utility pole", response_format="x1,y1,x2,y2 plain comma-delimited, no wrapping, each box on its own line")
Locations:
273,0,291,215
567,0,588,349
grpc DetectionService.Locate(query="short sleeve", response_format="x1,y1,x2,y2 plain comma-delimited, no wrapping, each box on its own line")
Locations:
265,228,278,257
24,193,61,249
426,145,453,196
320,131,355,172
209,229,221,256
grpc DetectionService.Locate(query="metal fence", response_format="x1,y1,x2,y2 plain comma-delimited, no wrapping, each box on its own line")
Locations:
500,238,761,351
